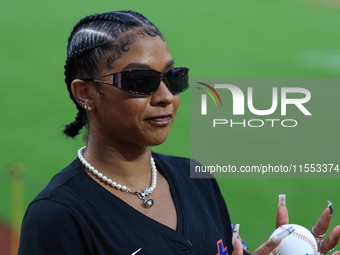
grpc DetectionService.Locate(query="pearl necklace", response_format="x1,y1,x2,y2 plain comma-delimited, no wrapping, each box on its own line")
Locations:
77,146,157,208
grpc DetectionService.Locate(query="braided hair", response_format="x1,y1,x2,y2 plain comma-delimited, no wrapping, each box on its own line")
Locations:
63,11,164,137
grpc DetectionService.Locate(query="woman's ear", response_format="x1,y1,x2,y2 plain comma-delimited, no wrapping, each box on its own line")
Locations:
71,79,95,111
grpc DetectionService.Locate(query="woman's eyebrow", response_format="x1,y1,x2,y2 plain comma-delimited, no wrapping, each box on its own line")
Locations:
122,60,175,71
165,59,175,69
122,63,151,70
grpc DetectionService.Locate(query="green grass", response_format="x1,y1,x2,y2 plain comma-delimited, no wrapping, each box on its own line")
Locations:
1,0,340,251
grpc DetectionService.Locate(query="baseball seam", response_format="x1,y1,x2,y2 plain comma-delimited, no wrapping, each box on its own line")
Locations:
278,226,318,253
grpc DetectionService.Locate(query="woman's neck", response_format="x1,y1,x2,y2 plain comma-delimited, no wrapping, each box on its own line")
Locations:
82,137,154,192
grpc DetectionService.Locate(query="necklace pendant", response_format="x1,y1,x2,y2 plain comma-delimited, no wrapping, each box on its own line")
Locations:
144,198,154,208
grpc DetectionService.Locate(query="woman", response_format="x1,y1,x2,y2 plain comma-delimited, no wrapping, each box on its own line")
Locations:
18,11,339,255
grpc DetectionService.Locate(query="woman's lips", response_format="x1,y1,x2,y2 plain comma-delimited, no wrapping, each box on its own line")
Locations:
145,115,172,127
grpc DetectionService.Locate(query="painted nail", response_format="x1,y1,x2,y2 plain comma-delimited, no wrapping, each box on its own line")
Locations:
232,224,240,246
278,194,286,208
272,226,295,244
328,200,334,215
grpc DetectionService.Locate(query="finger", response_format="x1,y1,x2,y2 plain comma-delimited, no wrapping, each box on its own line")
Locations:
276,194,289,228
232,224,243,255
319,225,340,254
231,238,243,255
252,226,295,255
232,224,240,245
312,201,334,240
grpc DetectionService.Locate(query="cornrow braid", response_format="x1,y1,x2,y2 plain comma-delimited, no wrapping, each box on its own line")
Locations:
63,11,164,138
64,108,87,138
67,13,125,44
64,42,105,88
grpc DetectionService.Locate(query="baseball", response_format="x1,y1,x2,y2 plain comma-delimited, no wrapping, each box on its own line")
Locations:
269,224,319,255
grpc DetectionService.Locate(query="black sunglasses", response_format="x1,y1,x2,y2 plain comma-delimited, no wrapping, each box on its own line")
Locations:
80,67,190,95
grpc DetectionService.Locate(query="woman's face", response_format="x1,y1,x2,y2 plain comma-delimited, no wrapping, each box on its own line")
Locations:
88,34,180,148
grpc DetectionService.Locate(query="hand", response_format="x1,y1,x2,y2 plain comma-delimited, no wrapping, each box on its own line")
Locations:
276,195,340,255
232,195,340,255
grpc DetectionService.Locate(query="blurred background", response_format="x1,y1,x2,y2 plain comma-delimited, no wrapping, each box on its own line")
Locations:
1,0,340,253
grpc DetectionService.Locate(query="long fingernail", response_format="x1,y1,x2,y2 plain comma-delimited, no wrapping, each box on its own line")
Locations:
278,194,286,208
272,226,295,244
328,200,334,215
232,224,240,246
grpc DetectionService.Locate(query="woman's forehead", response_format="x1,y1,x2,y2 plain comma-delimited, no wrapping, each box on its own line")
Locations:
101,35,173,74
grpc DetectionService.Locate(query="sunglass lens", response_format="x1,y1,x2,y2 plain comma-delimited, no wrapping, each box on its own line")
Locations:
120,70,160,94
167,68,189,93
119,68,189,94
